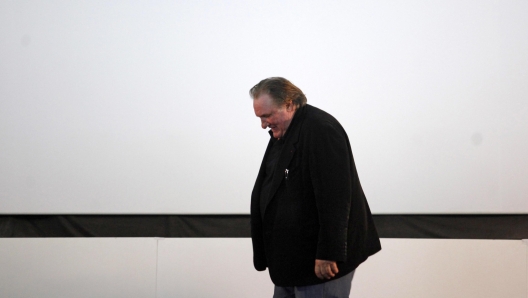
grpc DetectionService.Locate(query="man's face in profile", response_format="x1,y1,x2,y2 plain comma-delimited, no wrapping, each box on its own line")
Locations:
253,93,295,139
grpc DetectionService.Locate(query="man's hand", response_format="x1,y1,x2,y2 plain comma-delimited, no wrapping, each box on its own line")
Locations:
315,259,339,280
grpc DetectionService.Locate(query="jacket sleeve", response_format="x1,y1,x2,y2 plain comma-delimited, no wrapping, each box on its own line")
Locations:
307,120,352,262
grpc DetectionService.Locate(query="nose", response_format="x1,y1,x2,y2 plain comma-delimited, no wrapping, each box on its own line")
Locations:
261,118,268,129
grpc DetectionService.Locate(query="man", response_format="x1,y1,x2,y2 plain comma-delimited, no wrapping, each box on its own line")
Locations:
250,77,381,298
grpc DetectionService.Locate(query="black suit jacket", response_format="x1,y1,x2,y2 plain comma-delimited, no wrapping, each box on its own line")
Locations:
251,104,381,286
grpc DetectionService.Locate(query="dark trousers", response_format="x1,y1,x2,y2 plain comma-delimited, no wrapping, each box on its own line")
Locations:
273,270,355,298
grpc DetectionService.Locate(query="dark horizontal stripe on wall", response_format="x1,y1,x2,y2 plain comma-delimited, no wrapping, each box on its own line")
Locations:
1,214,528,239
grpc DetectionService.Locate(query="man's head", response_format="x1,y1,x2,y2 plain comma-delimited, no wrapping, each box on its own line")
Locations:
250,77,307,139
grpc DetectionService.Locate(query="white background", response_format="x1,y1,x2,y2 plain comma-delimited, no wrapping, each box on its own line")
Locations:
1,0,527,214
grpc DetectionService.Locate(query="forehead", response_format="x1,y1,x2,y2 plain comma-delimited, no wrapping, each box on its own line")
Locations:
253,93,280,116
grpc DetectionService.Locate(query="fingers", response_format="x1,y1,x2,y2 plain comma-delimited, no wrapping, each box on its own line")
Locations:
330,262,339,275
317,262,335,279
315,260,339,280
315,266,326,279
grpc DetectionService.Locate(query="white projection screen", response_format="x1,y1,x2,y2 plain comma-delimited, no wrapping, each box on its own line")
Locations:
1,0,527,214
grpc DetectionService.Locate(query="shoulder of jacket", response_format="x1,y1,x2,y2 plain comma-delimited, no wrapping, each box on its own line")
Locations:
302,105,341,131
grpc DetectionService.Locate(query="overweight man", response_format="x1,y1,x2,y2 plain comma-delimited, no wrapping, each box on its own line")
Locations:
250,77,381,298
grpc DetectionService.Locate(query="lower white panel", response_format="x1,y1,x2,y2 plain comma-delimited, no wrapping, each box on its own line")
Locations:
0,238,526,298
0,238,158,298
156,238,274,298
352,239,528,298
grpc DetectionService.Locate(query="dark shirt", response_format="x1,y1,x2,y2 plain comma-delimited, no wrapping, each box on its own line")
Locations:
258,109,301,220
260,107,303,220
259,134,284,219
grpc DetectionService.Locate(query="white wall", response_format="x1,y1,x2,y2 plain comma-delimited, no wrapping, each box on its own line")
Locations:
0,238,526,298
1,0,528,214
